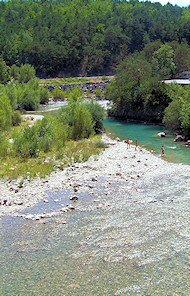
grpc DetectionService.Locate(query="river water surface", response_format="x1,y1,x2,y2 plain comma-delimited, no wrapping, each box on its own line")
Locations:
0,118,190,295
104,118,190,165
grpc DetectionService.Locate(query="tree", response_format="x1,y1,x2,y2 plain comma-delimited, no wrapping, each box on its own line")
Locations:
59,100,93,140
17,79,41,111
18,64,36,83
107,53,153,119
84,101,105,133
173,42,190,74
0,92,12,131
163,84,190,134
10,64,20,80
152,44,176,79
0,58,10,84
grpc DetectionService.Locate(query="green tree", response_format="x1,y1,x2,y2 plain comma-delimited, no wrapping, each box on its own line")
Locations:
163,84,190,134
39,86,50,104
13,126,39,158
10,64,20,80
18,64,36,83
17,79,40,111
85,101,105,133
35,117,54,152
0,91,12,131
67,86,83,102
0,58,10,84
152,44,176,79
52,86,66,101
59,100,93,140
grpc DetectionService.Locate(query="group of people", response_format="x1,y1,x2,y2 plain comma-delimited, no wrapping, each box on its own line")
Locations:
124,138,166,157
124,138,138,150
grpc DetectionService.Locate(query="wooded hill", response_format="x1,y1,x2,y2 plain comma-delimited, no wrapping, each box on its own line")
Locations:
0,0,190,77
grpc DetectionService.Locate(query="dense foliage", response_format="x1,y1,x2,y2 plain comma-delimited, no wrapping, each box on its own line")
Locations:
0,71,105,161
107,42,190,135
163,84,190,135
11,97,104,159
0,0,190,76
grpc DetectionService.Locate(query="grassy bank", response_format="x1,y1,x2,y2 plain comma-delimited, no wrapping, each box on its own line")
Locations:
0,136,107,180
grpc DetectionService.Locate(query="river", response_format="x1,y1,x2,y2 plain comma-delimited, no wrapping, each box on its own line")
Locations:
0,116,190,295
104,118,190,165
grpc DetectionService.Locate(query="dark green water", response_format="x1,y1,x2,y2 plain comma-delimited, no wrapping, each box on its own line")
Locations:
103,118,190,165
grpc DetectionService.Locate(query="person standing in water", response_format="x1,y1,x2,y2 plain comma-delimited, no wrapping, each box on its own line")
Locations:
161,145,165,157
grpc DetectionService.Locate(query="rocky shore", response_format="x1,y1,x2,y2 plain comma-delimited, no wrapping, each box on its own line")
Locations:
0,135,190,217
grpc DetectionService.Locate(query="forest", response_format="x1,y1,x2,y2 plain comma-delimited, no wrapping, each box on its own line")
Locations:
106,41,190,135
0,0,190,172
0,0,190,76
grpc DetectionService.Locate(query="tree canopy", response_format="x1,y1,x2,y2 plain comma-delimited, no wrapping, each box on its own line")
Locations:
0,0,190,76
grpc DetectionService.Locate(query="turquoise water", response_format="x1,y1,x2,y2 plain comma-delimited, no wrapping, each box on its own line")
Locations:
103,118,190,165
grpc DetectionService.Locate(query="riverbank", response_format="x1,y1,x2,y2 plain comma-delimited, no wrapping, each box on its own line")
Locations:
1,135,190,217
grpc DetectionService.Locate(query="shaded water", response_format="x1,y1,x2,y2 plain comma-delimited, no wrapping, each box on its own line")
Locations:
0,119,190,295
104,118,190,165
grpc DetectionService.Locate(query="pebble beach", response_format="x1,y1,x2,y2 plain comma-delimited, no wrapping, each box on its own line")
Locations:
1,135,190,217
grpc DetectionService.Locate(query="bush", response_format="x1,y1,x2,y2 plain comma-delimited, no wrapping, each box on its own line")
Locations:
35,117,54,152
95,88,104,99
12,110,21,126
95,139,107,149
0,58,10,84
72,104,93,140
59,100,93,140
67,86,83,101
39,87,50,104
84,100,105,133
10,64,20,81
0,92,12,131
18,64,36,83
4,84,19,110
51,116,68,151
0,133,9,158
52,86,66,100
17,79,40,111
13,126,39,158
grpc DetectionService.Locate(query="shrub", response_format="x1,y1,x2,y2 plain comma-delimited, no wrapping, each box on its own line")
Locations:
35,117,54,152
10,64,20,81
13,126,39,158
17,79,40,111
95,88,104,99
51,116,68,151
67,86,83,101
39,87,50,104
84,100,105,133
12,110,21,126
0,58,10,84
52,86,66,100
0,92,12,131
0,133,9,158
18,64,36,83
59,100,93,140
95,139,107,149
